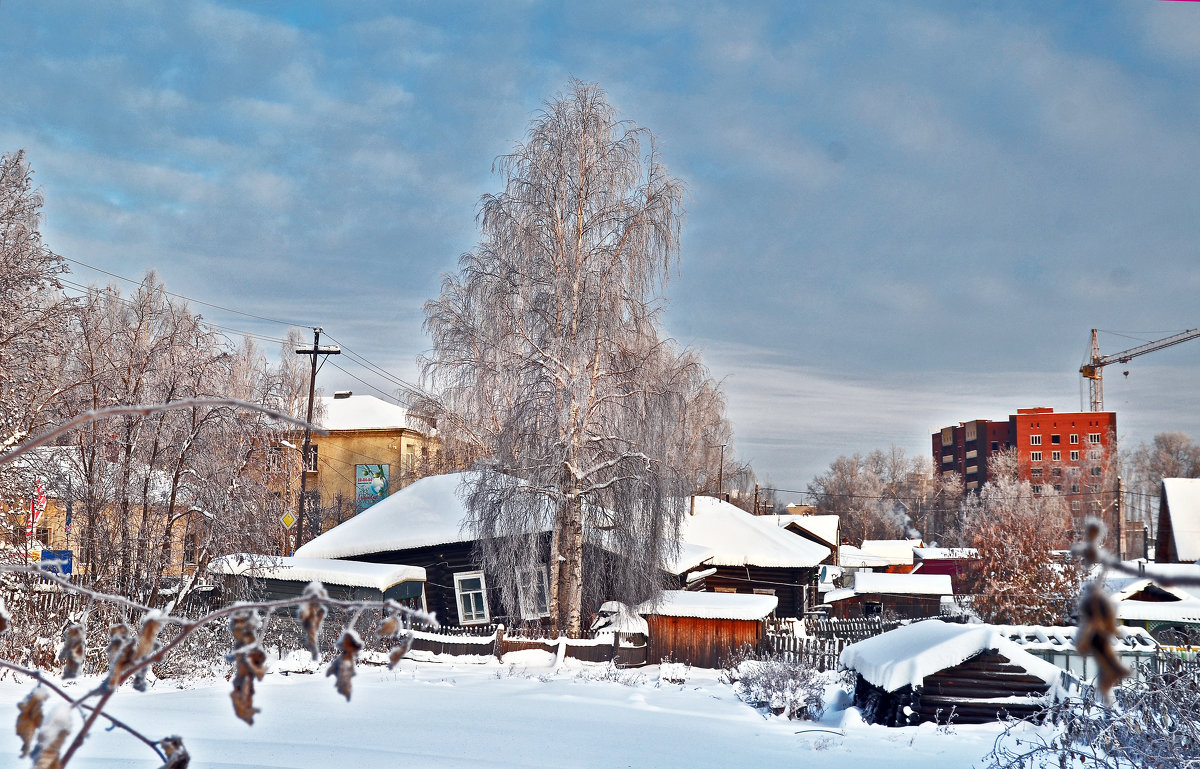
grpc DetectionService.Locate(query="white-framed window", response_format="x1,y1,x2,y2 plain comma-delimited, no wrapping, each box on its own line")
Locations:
1030,435,1042,445
1071,484,1081,494
304,444,318,473
1088,433,1102,444
1070,434,1079,445
1032,484,1042,494
453,571,490,625
516,567,551,619
1091,466,1103,476
1071,501,1081,511
1031,467,1042,479
1070,450,1079,461
1051,450,1061,461
1088,449,1102,460
1030,451,1042,462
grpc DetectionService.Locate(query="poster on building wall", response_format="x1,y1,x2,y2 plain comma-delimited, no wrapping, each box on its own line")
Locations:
355,464,389,513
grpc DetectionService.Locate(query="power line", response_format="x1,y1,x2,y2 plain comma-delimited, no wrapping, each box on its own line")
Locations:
61,255,315,328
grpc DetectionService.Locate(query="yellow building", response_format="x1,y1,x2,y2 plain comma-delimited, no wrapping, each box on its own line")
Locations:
301,393,433,532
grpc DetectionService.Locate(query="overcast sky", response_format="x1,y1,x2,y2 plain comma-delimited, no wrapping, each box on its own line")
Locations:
3,1,1199,495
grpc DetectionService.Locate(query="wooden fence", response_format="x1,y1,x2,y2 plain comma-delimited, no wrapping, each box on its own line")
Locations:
767,634,846,672
409,625,648,667
803,616,903,643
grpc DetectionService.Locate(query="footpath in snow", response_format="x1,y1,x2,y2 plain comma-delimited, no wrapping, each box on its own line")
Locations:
0,651,1013,769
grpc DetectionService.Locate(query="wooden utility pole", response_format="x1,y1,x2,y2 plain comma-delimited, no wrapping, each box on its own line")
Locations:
294,327,340,554
1116,476,1125,560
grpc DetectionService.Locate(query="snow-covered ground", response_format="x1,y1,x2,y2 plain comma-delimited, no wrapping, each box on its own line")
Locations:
0,651,1018,768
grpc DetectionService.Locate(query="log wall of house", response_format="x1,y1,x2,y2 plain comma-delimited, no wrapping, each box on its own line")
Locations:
645,614,764,668
830,593,942,620
705,566,816,618
854,649,1054,726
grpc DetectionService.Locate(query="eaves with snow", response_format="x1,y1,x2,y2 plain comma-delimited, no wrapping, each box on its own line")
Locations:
679,495,828,568
636,590,778,621
209,553,425,592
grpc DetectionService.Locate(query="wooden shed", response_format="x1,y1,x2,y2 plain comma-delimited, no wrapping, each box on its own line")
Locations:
824,571,952,620
840,620,1073,726
637,591,777,669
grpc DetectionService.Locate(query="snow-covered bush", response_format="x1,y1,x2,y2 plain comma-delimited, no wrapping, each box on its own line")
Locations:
722,647,827,720
986,662,1200,769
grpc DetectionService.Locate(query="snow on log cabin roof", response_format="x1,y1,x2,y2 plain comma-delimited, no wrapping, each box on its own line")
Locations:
913,547,978,560
754,513,840,549
297,472,712,575
209,554,426,591
840,620,1065,694
636,590,778,621
296,472,484,558
823,571,953,603
317,394,422,433
679,496,828,568
1158,477,1200,562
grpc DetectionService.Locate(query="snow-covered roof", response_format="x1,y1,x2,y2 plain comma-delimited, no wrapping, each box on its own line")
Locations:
1162,478,1200,562
838,545,894,568
1109,579,1200,623
592,601,650,635
297,473,480,558
913,547,978,560
636,590,778,621
667,542,716,575
993,624,1158,652
859,539,920,566
824,571,953,603
840,620,1066,693
757,514,840,549
1099,561,1200,595
298,473,711,575
209,554,425,591
317,394,419,433
679,496,828,568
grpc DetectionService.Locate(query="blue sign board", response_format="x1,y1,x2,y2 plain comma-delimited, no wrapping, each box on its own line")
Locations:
41,550,73,575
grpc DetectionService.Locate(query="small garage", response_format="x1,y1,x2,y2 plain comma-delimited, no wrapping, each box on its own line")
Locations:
637,590,777,669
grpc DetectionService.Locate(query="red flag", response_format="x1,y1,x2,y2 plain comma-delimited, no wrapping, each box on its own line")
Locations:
26,482,46,538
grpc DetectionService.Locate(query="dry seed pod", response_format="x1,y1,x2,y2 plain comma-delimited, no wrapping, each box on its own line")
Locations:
106,623,135,685
228,610,261,648
387,633,414,669
299,582,328,660
1075,582,1129,701
135,611,166,659
326,629,363,701
16,687,47,757
158,735,190,768
30,702,74,769
58,624,86,679
0,595,10,633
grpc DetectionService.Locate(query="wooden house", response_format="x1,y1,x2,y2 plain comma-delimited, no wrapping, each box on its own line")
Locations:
679,496,827,618
1155,478,1200,563
823,571,952,620
911,547,980,590
209,554,426,608
637,590,777,668
295,473,715,629
841,620,1073,726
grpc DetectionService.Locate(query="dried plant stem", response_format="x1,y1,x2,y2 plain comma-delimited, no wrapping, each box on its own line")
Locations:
0,398,326,468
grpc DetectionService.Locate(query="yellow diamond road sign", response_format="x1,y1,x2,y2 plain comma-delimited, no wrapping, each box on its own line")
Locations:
281,510,297,530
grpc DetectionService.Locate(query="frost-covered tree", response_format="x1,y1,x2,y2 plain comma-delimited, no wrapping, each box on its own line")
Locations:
423,80,724,634
961,461,1082,625
0,150,73,491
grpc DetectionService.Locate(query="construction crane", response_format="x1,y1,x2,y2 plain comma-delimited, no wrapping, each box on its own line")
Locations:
1080,328,1200,411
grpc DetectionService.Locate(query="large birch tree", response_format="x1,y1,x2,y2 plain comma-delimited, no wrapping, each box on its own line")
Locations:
423,80,721,634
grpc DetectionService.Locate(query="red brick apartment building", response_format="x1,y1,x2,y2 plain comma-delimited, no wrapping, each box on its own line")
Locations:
933,407,1117,495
